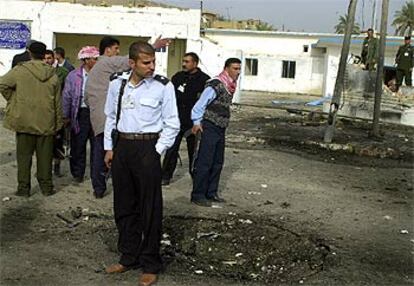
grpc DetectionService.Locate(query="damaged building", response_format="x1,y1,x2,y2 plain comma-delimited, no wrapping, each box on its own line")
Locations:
0,0,413,125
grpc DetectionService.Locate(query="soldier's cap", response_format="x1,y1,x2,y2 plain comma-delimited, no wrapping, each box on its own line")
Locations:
404,36,411,40
28,41,47,55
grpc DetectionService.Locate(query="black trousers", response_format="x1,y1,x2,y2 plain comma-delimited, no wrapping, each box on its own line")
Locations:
396,68,412,88
53,128,65,160
161,129,195,180
91,133,106,196
112,138,162,274
191,120,225,201
70,108,94,179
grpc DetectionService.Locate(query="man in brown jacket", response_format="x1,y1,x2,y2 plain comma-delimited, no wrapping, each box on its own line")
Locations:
0,42,63,196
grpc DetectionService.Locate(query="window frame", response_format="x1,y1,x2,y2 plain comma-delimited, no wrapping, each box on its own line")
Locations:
245,58,258,76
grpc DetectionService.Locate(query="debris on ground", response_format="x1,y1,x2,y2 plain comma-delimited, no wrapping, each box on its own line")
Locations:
158,216,330,284
280,202,291,209
248,191,262,195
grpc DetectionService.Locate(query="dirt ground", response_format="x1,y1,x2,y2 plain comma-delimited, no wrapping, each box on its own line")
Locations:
0,94,413,286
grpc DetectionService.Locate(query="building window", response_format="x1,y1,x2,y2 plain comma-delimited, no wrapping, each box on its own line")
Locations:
245,58,258,76
303,45,309,53
282,61,296,79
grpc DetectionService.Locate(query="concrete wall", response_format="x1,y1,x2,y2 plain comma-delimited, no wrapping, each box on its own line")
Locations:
0,0,200,76
322,44,401,98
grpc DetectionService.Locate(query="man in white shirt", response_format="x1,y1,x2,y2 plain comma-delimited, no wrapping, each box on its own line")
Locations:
103,41,179,286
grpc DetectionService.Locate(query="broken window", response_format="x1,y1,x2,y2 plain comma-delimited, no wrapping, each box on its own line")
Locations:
282,60,296,79
245,58,258,76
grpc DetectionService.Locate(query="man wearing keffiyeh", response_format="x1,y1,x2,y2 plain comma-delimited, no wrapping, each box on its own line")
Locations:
190,58,241,207
62,46,99,184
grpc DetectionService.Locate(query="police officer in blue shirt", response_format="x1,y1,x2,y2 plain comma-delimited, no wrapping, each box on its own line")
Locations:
103,41,179,286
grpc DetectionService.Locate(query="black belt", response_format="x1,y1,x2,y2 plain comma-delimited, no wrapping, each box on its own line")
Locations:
119,132,159,141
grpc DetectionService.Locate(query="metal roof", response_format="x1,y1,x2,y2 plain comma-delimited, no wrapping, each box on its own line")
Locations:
316,36,404,48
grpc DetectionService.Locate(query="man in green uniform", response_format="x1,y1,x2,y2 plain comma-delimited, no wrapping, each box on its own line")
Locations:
395,36,414,89
44,49,69,176
361,28,378,71
44,49,69,88
0,42,63,196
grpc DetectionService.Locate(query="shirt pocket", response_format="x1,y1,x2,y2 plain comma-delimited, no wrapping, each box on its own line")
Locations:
139,98,160,121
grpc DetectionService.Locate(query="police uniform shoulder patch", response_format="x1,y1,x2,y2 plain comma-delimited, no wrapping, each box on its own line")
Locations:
110,71,124,81
154,74,170,85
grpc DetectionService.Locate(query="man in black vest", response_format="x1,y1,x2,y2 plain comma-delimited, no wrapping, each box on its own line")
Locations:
190,58,241,207
161,52,210,185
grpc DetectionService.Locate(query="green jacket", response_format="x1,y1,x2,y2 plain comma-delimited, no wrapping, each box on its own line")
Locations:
396,44,414,71
56,66,69,89
0,60,63,135
361,36,378,66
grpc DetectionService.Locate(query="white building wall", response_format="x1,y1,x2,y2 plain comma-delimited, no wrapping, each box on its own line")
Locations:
0,0,200,75
203,31,325,95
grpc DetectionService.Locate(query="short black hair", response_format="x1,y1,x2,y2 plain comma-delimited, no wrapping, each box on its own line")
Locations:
367,28,374,32
129,41,155,61
224,57,241,68
404,36,411,40
45,50,54,57
99,36,120,55
184,52,199,64
54,47,65,58
28,41,47,60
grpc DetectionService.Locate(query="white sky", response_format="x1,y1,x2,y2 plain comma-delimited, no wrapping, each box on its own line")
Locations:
155,0,406,33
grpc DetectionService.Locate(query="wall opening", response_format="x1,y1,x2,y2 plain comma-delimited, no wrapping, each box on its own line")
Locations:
245,58,258,76
167,39,187,78
282,60,296,79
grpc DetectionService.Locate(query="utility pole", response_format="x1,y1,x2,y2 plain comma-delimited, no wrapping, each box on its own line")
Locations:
371,0,377,30
200,0,204,34
324,0,358,143
225,7,232,21
371,0,389,137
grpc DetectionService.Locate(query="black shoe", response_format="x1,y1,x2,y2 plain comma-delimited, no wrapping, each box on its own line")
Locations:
42,189,57,196
73,177,84,184
15,189,30,197
94,192,105,199
161,179,170,186
191,199,212,207
207,195,226,203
